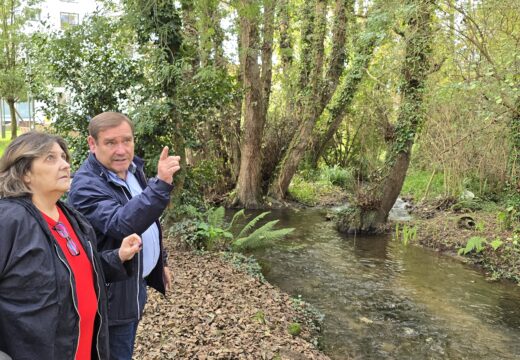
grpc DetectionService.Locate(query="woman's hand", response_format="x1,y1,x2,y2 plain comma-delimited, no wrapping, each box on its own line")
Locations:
118,234,142,262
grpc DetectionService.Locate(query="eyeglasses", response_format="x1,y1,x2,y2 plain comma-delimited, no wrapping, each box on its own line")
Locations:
53,222,80,256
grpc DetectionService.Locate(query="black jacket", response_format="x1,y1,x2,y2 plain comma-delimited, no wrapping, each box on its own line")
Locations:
68,154,172,325
0,197,131,360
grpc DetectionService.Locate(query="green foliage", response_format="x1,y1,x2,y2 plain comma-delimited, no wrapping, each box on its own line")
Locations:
475,220,485,232
190,206,294,251
0,133,10,155
28,15,142,169
220,252,265,282
196,221,233,251
401,168,444,201
288,176,321,206
0,0,30,103
166,217,202,250
287,322,302,336
458,236,488,255
451,199,484,212
500,187,520,227
288,174,344,206
394,223,418,245
489,238,503,251
252,311,266,324
318,165,355,189
458,235,506,256
233,219,294,251
497,207,517,231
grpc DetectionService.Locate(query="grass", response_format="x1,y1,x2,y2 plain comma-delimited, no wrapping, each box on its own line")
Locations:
288,174,347,206
0,131,12,156
288,175,324,206
401,168,444,201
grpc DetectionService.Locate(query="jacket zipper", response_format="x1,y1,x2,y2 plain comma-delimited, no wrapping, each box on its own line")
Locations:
87,241,103,360
54,243,81,359
119,184,141,319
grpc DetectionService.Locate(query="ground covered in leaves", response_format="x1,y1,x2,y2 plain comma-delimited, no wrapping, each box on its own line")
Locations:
134,251,330,360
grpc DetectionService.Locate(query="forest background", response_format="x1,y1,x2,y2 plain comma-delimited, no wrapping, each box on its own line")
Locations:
1,0,518,234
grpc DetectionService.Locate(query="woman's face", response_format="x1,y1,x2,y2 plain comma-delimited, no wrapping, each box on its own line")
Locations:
24,142,71,199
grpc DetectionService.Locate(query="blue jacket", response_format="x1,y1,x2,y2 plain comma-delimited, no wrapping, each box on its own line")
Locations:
0,197,131,360
68,153,173,325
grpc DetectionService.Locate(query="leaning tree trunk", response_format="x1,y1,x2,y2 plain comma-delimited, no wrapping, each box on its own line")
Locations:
337,0,435,234
261,0,275,120
269,1,388,199
509,98,520,188
310,1,390,166
268,0,327,200
234,0,266,208
7,97,17,139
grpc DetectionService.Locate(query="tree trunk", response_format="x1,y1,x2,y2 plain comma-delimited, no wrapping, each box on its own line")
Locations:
235,0,265,208
268,0,327,200
311,2,390,165
337,0,435,234
508,98,520,187
269,1,387,199
277,0,292,72
298,0,316,91
321,0,353,109
7,97,17,139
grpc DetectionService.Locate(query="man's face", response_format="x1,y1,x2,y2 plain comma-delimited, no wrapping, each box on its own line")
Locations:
88,122,135,179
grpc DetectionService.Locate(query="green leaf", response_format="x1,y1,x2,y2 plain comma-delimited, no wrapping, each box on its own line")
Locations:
459,236,488,255
233,220,294,250
226,209,246,231
236,211,270,239
490,238,503,251
207,206,225,227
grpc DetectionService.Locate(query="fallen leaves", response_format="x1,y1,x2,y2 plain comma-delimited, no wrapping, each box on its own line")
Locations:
134,251,330,360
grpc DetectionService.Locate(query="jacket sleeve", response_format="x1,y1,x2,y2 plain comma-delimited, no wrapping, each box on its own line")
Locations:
75,209,136,283
97,248,135,282
69,174,173,247
0,208,16,279
0,205,61,360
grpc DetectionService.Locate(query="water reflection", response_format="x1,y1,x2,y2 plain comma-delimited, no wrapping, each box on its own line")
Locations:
244,208,520,360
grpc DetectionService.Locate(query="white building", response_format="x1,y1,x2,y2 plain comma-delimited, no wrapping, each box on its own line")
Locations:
26,0,99,32
1,0,101,130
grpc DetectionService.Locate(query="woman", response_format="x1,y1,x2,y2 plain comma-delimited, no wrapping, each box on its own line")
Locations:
0,132,142,360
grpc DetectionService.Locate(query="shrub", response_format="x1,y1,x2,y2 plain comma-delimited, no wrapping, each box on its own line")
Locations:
319,165,354,189
188,207,295,251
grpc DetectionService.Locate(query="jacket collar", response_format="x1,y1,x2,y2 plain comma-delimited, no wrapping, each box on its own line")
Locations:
4,196,90,243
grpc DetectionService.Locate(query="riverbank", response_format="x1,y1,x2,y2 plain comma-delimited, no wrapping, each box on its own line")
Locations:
133,196,517,359
134,247,331,359
403,200,519,283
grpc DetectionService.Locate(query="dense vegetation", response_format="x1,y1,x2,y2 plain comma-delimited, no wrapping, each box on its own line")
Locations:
1,0,518,233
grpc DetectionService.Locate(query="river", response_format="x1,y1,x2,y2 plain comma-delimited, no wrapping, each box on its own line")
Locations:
245,208,520,359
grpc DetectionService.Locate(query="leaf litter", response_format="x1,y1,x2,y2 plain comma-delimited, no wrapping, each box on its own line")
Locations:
134,250,330,360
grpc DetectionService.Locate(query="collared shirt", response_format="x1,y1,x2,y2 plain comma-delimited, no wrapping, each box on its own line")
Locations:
107,164,160,277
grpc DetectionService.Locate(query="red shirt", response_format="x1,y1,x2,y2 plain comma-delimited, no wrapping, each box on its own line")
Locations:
42,207,98,360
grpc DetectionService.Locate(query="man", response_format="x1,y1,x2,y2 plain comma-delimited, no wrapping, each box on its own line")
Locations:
68,112,181,360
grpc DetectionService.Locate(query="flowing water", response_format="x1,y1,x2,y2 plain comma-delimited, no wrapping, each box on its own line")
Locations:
245,208,520,360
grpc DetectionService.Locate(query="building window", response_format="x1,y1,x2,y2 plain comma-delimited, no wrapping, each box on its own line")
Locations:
27,8,41,21
60,12,79,28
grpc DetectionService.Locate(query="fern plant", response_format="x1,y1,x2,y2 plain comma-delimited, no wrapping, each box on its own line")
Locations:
458,236,488,255
195,207,294,251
